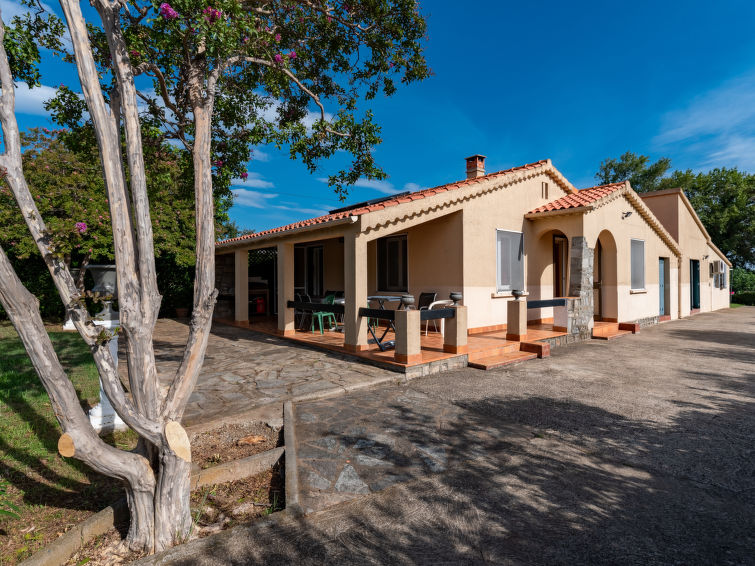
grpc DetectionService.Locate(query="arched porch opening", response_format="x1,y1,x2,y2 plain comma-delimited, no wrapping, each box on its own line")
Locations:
594,229,618,321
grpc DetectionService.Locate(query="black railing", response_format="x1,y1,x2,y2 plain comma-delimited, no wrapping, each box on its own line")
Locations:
420,308,456,321
287,300,344,315
526,298,567,309
358,307,395,321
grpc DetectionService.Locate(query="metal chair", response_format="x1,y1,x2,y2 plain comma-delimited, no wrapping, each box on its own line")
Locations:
424,299,453,335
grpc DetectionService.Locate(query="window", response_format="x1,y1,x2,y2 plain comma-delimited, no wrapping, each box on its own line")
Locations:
630,239,645,290
496,230,524,293
541,182,549,199
377,235,407,292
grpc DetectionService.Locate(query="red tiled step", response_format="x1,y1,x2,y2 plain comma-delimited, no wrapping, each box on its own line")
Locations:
467,350,538,370
592,322,632,340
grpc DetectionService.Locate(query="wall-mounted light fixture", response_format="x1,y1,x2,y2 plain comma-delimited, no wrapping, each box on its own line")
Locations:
702,254,709,260
622,211,633,219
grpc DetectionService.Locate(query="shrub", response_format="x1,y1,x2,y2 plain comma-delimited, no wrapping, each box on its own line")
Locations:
731,267,755,293
732,291,755,306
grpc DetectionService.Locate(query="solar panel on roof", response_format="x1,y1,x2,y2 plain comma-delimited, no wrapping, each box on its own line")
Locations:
328,191,411,214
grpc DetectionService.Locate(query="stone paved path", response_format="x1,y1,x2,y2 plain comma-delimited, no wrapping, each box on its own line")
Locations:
144,319,396,426
292,307,755,518
138,307,755,566
295,388,465,513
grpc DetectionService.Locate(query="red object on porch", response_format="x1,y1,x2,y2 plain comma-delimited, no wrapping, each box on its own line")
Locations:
253,297,265,314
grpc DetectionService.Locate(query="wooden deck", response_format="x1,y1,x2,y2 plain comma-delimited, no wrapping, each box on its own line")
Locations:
216,315,567,371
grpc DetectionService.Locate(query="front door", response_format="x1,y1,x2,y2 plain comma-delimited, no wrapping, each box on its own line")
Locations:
553,235,568,297
593,240,603,319
659,258,666,315
690,259,700,310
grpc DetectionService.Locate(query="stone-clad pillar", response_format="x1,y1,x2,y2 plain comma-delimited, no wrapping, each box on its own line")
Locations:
567,236,594,339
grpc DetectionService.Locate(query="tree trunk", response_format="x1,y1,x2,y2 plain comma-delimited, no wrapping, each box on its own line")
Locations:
154,450,192,551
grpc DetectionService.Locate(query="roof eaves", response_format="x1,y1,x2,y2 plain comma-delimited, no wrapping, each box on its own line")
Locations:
524,206,593,219
215,214,358,250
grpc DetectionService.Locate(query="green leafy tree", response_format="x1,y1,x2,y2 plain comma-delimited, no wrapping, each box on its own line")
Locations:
731,267,755,293
595,151,672,193
0,0,429,553
661,168,755,268
596,153,754,268
0,128,197,266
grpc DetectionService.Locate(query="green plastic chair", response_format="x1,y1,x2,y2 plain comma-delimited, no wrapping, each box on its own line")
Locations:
312,295,338,334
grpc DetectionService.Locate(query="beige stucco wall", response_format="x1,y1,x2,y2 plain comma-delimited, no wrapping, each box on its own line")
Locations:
642,191,730,317
582,195,679,323
365,212,463,305
459,173,574,329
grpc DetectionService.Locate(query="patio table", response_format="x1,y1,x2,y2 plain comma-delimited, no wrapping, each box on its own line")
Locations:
366,295,406,350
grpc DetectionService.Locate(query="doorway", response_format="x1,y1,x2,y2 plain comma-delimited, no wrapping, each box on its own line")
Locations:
690,259,700,310
294,244,324,298
593,240,603,319
553,235,568,297
659,257,669,316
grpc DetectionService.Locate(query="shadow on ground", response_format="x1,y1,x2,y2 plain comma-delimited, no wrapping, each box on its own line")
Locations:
145,378,753,565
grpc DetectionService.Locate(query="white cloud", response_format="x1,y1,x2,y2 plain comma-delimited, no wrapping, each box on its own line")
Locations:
231,172,274,190
231,188,278,208
403,182,427,192
654,72,755,170
317,176,400,195
11,82,57,116
0,0,39,21
251,147,271,162
272,203,331,216
0,0,72,52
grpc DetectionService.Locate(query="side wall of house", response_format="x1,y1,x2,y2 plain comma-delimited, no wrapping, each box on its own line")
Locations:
582,196,679,323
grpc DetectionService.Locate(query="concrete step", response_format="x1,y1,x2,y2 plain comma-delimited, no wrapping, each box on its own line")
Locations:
468,350,538,370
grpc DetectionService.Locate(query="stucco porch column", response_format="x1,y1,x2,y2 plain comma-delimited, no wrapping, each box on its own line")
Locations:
234,249,249,322
343,234,368,350
276,242,295,335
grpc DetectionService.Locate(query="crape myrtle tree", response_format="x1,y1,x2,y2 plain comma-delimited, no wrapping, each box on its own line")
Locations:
0,0,428,554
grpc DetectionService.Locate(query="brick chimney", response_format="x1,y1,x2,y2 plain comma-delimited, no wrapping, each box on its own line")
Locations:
465,154,486,179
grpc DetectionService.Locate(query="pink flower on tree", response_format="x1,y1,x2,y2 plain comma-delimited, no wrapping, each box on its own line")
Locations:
74,222,87,234
240,172,249,180
159,3,179,20
274,33,281,42
203,6,222,23
274,53,283,63
288,50,297,59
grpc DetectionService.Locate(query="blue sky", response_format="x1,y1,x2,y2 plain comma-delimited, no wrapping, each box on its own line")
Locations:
8,0,755,232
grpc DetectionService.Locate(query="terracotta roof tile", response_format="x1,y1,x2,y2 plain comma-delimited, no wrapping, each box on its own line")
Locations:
217,159,551,246
527,182,625,215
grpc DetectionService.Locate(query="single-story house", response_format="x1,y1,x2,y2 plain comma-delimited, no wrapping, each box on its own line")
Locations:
213,156,731,370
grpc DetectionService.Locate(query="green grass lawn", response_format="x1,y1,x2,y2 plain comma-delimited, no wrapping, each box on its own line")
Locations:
0,321,135,563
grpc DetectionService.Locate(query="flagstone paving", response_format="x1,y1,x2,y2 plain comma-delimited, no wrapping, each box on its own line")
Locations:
294,388,466,513
144,319,397,426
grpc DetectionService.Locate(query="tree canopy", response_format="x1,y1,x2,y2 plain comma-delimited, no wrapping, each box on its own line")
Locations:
1,0,430,553
595,152,755,268
595,151,672,193
0,127,197,266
